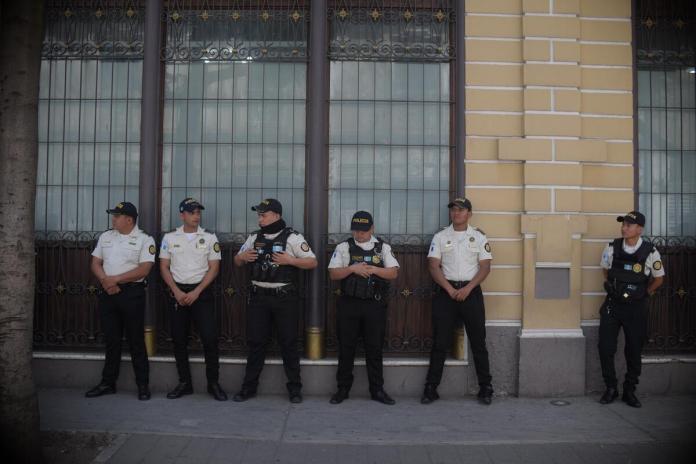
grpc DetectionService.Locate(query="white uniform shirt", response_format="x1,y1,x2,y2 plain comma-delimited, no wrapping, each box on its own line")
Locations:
238,229,316,288
427,224,492,282
328,236,400,269
91,226,156,281
160,226,222,284
600,237,665,278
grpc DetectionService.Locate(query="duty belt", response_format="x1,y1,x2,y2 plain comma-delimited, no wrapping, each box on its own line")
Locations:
250,284,297,297
120,282,147,288
447,280,470,289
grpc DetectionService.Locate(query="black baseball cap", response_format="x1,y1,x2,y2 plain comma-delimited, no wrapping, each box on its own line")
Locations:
617,211,645,227
251,198,282,215
179,197,205,213
350,211,374,231
447,197,473,210
106,201,138,219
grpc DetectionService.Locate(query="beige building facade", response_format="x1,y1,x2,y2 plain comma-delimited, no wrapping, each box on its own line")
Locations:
461,0,693,395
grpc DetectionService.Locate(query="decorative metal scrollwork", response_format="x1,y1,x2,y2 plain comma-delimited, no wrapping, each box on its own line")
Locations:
636,0,695,66
328,0,454,62
43,1,145,59
162,0,309,62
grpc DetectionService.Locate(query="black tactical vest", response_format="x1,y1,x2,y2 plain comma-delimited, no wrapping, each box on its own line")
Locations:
605,238,653,303
248,228,296,284
340,238,390,301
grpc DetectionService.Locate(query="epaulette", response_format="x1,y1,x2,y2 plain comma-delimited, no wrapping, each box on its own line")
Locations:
474,226,486,235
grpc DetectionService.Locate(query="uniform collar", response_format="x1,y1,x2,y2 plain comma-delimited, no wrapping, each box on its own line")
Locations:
353,235,377,244
446,224,472,235
623,237,643,249
176,225,204,235
114,225,141,238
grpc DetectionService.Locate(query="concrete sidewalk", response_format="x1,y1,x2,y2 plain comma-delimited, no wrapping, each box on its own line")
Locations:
39,388,696,463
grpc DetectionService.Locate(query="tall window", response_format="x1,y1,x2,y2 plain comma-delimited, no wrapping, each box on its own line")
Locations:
636,0,696,237
327,1,454,244
36,1,145,234
160,2,309,240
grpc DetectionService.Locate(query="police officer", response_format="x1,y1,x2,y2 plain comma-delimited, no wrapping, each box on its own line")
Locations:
328,211,400,405
232,199,317,403
598,211,664,408
421,198,494,405
86,202,155,401
159,198,227,401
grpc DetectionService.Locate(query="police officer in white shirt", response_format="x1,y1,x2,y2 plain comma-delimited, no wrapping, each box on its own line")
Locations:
422,198,494,405
328,211,400,405
86,202,156,401
598,211,664,408
232,199,317,403
160,198,226,401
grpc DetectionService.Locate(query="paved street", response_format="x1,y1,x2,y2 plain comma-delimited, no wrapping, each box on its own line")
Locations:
39,388,696,463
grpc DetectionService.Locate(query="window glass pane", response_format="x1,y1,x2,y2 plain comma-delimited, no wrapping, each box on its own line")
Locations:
329,62,450,242
162,62,307,234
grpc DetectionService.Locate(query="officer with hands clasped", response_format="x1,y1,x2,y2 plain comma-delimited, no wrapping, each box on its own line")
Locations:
86,202,155,401
598,211,664,408
422,198,494,405
328,211,400,405
159,198,227,401
232,199,318,403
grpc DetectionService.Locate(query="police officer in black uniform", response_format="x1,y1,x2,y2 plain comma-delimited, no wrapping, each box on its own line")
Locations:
159,198,227,401
86,202,155,401
598,211,664,408
328,211,400,405
232,199,317,403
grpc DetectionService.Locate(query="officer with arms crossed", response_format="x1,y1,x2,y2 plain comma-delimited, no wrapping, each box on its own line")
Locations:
233,199,318,403
598,211,664,408
422,198,494,405
328,211,400,405
86,202,155,401
159,198,227,401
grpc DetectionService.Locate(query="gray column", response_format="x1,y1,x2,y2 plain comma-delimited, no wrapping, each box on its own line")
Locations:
139,0,163,355
455,1,466,196
305,0,329,359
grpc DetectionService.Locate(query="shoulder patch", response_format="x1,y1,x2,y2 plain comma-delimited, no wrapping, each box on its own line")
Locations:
213,242,221,253
300,242,310,252
653,260,662,271
148,244,156,255
484,243,491,253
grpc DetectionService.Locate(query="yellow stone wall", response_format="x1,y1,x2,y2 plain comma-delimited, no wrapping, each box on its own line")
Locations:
464,0,634,326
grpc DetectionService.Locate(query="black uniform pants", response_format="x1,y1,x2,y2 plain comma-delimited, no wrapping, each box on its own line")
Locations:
426,286,492,388
598,297,648,389
242,291,301,393
99,284,149,386
335,295,388,394
170,284,219,384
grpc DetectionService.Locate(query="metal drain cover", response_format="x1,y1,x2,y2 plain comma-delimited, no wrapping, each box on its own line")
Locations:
550,400,571,406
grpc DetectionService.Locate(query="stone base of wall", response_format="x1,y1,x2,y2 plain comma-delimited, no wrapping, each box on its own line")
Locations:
518,330,587,397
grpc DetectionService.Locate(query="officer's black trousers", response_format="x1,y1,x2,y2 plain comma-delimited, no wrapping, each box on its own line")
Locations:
598,298,648,389
426,286,492,388
170,284,219,384
99,284,149,386
335,295,387,394
242,292,301,393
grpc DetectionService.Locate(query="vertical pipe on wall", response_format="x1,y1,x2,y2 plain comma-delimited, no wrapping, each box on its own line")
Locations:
454,0,466,197
305,0,329,359
139,0,163,356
